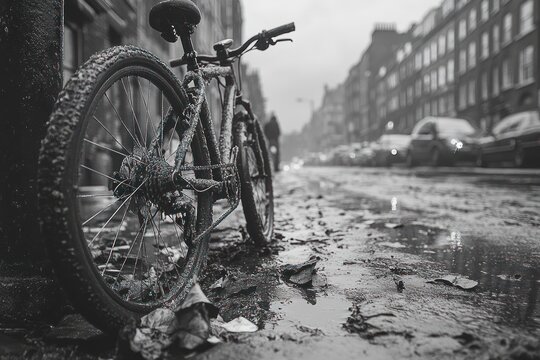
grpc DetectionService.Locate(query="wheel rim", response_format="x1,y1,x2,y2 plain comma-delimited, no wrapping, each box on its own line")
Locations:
75,68,201,308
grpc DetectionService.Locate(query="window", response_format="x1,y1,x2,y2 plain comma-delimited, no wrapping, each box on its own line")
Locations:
431,41,438,62
448,28,455,51
519,46,534,84
447,59,455,83
481,0,489,22
448,94,455,113
459,84,468,109
468,42,477,69
492,66,500,95
502,59,513,89
415,79,422,97
519,0,534,35
439,66,447,87
415,52,423,70
424,74,431,93
492,24,500,53
407,86,414,105
423,47,431,67
459,49,467,74
468,80,476,105
424,102,431,117
431,70,438,91
503,13,512,44
416,107,423,121
481,32,489,59
439,97,447,115
469,9,477,32
432,100,439,116
492,0,500,13
438,34,446,57
63,24,79,85
481,72,488,100
459,19,467,40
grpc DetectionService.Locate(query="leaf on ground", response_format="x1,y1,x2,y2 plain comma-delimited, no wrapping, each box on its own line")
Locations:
282,256,327,287
220,317,258,333
122,283,219,359
428,275,478,290
385,223,404,229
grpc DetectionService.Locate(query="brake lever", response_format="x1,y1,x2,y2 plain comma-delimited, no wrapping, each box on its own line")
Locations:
255,37,294,51
269,38,293,45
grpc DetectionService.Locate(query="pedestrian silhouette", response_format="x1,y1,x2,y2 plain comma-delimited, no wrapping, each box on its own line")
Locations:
264,113,281,172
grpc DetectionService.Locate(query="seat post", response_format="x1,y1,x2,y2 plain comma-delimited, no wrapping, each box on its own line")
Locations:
178,27,199,71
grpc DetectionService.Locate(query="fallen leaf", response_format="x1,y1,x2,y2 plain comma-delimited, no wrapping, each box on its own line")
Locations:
385,223,404,229
221,317,258,333
428,275,478,291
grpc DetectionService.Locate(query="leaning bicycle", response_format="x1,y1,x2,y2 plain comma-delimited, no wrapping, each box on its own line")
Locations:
38,0,295,332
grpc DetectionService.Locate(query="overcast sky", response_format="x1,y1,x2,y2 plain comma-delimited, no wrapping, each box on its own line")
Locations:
243,0,437,134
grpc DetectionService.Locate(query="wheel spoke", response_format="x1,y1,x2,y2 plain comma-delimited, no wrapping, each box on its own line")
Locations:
89,180,146,246
102,198,132,275
80,164,135,188
104,91,143,148
92,115,132,155
121,77,145,145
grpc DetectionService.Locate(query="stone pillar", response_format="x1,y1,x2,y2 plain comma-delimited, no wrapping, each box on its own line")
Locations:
0,0,67,323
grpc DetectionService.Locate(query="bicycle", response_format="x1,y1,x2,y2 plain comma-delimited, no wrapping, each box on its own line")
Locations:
38,0,295,333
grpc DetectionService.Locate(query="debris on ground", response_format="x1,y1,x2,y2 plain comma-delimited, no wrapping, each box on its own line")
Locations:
496,274,522,282
343,304,395,336
385,223,404,229
46,314,103,342
120,284,219,360
428,275,479,291
216,317,258,333
296,325,324,336
393,275,405,293
281,256,327,287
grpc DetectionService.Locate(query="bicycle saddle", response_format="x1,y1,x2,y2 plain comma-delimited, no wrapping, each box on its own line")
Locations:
149,0,201,34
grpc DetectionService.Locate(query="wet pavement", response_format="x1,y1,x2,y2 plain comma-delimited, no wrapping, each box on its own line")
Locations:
2,166,540,359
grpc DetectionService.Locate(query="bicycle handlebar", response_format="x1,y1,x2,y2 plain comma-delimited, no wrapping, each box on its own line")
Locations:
170,22,296,67
265,22,296,38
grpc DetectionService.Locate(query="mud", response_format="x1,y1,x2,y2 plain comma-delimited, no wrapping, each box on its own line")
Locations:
2,166,540,359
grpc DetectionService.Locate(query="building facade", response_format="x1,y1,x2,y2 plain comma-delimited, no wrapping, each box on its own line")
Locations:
343,0,539,142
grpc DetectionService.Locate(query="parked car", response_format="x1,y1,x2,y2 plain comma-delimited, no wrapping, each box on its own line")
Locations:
406,117,481,167
477,111,540,168
372,134,411,166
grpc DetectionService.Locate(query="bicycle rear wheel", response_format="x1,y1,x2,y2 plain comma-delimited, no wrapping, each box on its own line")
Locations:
38,46,212,332
234,115,275,245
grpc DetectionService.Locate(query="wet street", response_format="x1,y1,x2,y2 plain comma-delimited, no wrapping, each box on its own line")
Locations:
3,166,540,359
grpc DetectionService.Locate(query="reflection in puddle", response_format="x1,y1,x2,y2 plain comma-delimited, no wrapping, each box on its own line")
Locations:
391,197,398,212
371,222,540,329
270,289,350,336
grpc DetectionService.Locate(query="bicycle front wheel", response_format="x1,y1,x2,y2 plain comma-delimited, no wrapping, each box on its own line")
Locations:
234,115,275,245
38,46,212,332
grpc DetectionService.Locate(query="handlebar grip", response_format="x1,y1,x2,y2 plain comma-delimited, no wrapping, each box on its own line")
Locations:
265,22,296,38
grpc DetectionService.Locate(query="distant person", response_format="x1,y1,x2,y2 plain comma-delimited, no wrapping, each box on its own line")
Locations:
264,114,281,172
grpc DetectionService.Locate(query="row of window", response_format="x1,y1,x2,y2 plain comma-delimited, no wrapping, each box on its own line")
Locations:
411,0,533,73
387,45,534,113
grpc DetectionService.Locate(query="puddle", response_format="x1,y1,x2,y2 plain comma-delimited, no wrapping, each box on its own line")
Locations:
370,221,540,329
269,288,350,336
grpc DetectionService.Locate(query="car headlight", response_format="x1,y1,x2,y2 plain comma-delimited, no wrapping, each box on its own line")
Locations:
390,149,398,156
449,138,464,150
